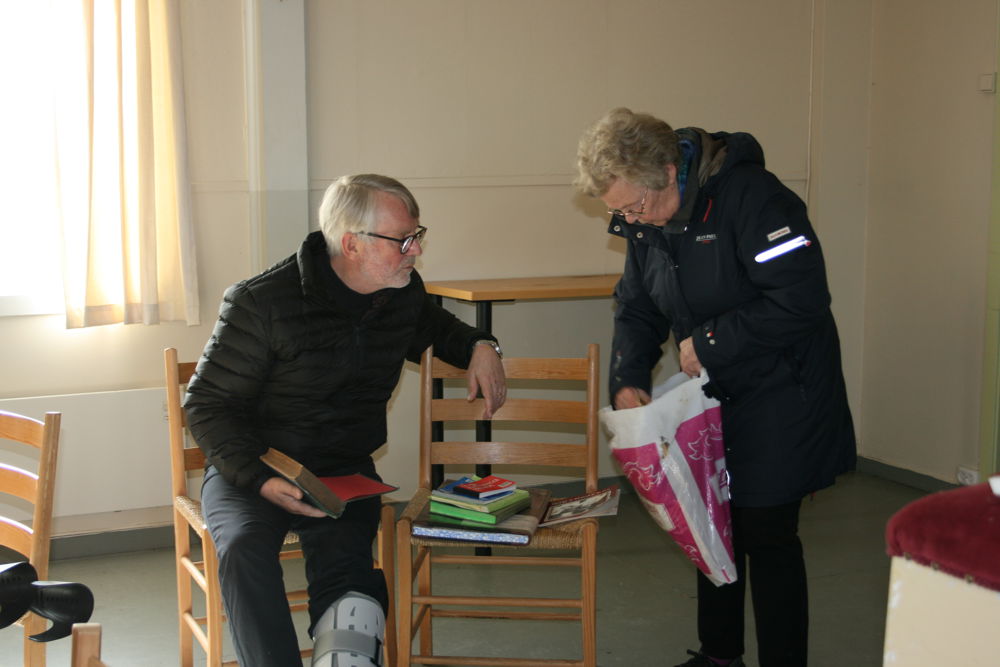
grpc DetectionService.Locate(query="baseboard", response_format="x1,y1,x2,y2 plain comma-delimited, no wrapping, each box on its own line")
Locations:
39,459,947,561
855,457,956,494
51,524,177,560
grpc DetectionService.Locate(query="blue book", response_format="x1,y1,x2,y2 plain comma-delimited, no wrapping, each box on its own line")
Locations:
432,476,515,504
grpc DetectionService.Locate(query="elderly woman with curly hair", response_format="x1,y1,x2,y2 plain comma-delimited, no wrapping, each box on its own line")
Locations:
576,108,856,667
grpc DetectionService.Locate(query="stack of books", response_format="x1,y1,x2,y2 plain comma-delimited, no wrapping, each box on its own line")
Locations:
429,475,530,526
414,476,549,545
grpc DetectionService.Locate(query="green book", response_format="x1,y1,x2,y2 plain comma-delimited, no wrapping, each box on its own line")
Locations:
429,495,530,524
431,485,530,513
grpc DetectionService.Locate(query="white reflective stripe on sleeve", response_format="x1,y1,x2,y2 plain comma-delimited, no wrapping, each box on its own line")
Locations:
754,235,811,263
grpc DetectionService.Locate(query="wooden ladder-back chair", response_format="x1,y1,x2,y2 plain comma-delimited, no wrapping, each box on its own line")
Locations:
396,343,601,667
164,348,396,666
0,409,61,667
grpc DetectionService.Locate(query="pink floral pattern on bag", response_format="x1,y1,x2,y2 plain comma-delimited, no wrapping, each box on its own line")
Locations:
611,404,734,583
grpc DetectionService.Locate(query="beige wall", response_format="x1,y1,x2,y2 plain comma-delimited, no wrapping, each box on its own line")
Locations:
0,0,996,523
305,0,817,491
807,0,874,433
864,0,997,480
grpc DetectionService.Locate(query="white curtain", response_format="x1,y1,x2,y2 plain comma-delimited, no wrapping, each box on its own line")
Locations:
53,0,199,328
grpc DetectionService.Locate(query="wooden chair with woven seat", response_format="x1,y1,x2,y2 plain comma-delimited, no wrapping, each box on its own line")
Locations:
164,347,396,667
396,343,601,667
0,408,61,667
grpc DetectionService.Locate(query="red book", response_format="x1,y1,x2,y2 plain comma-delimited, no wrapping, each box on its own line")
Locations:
453,475,517,499
261,448,397,518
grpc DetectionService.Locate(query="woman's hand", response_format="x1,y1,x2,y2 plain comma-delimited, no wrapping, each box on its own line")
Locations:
679,337,703,377
614,386,652,410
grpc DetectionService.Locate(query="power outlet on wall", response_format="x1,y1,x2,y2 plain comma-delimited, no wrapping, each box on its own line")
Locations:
956,466,980,486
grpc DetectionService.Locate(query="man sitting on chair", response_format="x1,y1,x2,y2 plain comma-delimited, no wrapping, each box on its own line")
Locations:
184,174,507,667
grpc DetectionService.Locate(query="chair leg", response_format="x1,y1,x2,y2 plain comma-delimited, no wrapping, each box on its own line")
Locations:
581,521,598,667
378,504,397,667
24,613,46,667
203,536,224,667
416,545,433,659
175,517,195,667
71,623,103,667
395,519,413,667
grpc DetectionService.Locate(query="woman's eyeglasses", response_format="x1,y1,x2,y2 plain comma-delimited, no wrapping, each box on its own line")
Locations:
607,189,647,218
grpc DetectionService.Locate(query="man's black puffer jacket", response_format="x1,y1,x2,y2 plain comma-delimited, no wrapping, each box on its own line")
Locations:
609,129,856,507
184,231,489,490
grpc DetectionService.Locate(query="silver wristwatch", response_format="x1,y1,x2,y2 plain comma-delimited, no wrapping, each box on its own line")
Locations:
474,339,503,359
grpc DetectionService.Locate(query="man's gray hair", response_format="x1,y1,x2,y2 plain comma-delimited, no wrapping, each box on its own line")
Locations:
575,107,680,197
318,174,420,256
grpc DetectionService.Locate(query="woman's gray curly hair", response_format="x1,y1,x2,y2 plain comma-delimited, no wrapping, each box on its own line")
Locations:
575,107,681,197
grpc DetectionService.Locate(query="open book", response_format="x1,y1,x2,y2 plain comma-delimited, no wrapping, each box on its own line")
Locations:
260,448,397,519
540,485,620,526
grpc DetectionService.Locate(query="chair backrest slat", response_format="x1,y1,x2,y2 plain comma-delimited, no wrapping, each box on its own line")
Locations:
0,463,37,501
183,447,206,472
431,356,590,381
0,518,32,556
0,411,45,445
430,397,590,424
419,343,600,492
430,440,590,468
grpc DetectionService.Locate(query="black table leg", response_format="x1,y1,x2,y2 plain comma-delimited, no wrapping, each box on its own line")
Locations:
431,296,445,490
429,297,496,556
474,300,493,481
473,301,493,556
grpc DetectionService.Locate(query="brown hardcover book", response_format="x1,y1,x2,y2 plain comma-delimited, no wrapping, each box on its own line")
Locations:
260,448,397,519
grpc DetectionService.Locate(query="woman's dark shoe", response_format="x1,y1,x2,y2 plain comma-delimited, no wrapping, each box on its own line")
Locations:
674,649,746,667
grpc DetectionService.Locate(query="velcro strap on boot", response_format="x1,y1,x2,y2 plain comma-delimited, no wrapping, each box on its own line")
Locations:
313,628,383,666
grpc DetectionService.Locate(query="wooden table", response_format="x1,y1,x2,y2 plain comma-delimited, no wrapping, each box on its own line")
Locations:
424,274,621,332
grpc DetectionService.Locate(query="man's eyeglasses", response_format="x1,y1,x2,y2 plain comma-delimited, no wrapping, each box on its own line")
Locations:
607,189,647,218
358,225,428,254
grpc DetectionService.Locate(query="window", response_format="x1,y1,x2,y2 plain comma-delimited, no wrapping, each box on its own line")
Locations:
0,1,199,327
0,2,66,316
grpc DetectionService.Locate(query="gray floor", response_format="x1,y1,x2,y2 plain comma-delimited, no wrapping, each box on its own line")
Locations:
0,471,926,667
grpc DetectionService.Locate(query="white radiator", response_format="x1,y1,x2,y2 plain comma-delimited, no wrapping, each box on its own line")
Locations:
0,387,173,536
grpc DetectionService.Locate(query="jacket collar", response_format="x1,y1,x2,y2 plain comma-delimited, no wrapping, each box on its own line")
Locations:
297,231,333,299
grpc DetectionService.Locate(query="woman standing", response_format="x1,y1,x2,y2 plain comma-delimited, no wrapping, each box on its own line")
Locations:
576,108,856,667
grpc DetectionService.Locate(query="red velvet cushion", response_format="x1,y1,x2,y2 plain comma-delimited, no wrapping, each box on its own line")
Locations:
885,481,1000,592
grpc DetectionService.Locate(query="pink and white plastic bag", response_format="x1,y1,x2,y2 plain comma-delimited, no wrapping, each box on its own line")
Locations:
600,370,736,586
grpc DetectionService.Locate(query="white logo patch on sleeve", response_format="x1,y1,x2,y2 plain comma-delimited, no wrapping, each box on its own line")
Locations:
766,226,792,242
